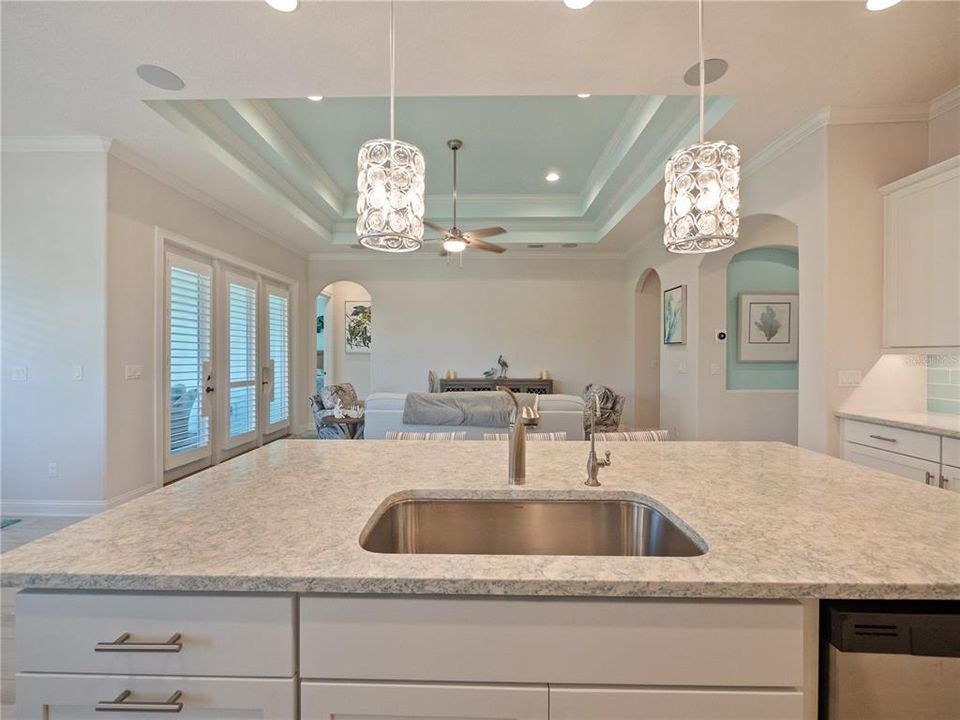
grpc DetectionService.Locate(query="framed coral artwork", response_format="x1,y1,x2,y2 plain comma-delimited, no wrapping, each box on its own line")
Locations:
738,293,799,362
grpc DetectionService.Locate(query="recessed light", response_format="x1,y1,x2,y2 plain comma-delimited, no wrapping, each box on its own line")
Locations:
265,0,298,11
577,93,591,99
563,0,594,9
135,64,185,91
307,96,324,102
683,58,729,86
865,0,901,10
545,172,560,183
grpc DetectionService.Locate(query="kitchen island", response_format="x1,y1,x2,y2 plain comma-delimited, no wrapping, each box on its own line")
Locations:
3,440,958,719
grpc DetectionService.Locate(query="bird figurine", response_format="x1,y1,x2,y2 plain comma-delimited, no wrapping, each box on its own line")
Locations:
497,355,509,379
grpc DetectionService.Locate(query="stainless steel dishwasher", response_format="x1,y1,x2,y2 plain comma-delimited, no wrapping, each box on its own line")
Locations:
822,601,960,720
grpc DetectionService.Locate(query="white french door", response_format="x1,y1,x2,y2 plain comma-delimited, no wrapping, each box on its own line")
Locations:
223,271,259,449
163,246,292,476
164,253,213,471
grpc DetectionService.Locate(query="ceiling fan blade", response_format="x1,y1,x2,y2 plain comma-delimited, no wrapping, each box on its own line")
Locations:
467,237,507,254
424,220,448,233
464,226,506,239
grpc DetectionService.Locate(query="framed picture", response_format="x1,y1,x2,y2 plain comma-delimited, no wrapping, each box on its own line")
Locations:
344,300,371,354
738,293,799,362
663,285,686,345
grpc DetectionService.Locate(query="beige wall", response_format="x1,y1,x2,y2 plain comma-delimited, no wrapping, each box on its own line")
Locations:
106,155,309,500
1,150,109,514
318,280,372,399
928,105,960,165
309,255,633,421
633,270,661,430
824,122,928,455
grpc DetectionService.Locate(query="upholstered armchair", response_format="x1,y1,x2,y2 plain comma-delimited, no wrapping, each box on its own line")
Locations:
309,383,365,439
582,384,625,436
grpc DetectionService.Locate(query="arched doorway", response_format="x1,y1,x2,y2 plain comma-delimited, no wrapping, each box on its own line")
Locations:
316,281,372,398
634,268,662,429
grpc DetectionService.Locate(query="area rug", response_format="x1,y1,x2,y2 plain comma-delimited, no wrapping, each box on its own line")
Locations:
0,518,22,529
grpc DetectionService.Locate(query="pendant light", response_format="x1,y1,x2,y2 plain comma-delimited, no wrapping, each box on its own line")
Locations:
356,0,425,253
663,0,739,254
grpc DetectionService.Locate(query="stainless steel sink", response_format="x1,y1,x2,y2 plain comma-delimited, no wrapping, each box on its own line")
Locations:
360,497,705,557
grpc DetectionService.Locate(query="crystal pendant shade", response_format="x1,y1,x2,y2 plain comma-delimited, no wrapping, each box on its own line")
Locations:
356,138,426,253
663,140,740,254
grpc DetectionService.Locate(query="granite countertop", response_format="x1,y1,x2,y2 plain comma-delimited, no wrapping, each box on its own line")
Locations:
835,409,960,439
2,440,958,599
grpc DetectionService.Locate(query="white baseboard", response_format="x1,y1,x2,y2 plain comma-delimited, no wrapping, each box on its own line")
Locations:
1,483,156,518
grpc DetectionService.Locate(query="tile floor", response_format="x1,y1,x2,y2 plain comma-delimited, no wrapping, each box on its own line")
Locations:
1,516,81,718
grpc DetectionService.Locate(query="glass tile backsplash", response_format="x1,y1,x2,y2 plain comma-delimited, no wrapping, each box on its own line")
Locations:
928,355,960,415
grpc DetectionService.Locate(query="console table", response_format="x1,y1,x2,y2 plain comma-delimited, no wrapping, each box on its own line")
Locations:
437,378,554,394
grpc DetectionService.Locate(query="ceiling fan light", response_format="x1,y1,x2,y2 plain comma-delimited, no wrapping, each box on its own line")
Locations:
356,138,426,253
443,239,467,253
663,140,740,254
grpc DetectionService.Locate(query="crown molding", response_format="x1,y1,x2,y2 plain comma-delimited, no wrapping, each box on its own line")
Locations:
929,85,960,120
1,135,113,153
741,108,830,179
109,142,309,258
827,104,929,126
308,249,628,263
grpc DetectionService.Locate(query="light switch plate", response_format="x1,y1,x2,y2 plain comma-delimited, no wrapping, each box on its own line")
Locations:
837,369,862,387
124,365,143,380
710,363,721,376
72,364,84,381
11,366,28,382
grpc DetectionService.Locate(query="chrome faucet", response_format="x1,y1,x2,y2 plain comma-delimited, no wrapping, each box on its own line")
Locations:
585,395,611,487
498,386,539,486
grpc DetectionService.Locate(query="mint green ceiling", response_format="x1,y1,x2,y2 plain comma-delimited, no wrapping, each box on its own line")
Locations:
268,96,636,196
148,93,736,247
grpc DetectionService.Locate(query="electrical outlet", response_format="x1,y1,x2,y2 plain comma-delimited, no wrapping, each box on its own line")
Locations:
47,462,58,478
72,364,84,381
838,370,863,387
677,361,688,375
11,366,28,382
124,365,143,380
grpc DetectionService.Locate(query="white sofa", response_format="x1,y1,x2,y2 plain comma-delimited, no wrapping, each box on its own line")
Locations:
364,392,586,440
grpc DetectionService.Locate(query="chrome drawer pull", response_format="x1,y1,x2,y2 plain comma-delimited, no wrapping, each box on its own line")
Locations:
96,689,183,713
95,632,182,653
868,434,897,443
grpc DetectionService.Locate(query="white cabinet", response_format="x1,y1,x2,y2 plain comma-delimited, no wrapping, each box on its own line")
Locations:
301,681,548,720
549,686,803,720
881,156,960,351
843,443,940,487
17,674,296,720
841,418,959,491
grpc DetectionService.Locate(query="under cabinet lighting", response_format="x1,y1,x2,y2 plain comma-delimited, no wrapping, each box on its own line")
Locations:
866,0,901,10
265,0,298,11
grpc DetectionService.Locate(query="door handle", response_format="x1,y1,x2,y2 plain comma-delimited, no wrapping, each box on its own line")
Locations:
95,632,182,653
940,475,951,489
96,689,183,713
925,471,935,485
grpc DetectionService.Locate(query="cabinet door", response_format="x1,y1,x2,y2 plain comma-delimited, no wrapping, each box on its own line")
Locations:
549,686,802,720
883,163,960,350
843,442,940,486
16,674,296,720
301,681,548,720
939,463,960,494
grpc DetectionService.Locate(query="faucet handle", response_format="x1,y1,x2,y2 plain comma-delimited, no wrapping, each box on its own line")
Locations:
601,450,612,466
521,405,540,426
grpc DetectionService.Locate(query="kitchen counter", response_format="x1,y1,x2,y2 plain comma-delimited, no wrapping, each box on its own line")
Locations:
2,440,958,599
836,409,960,439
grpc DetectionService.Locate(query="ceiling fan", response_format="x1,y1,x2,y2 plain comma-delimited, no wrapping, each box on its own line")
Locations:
425,139,507,256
